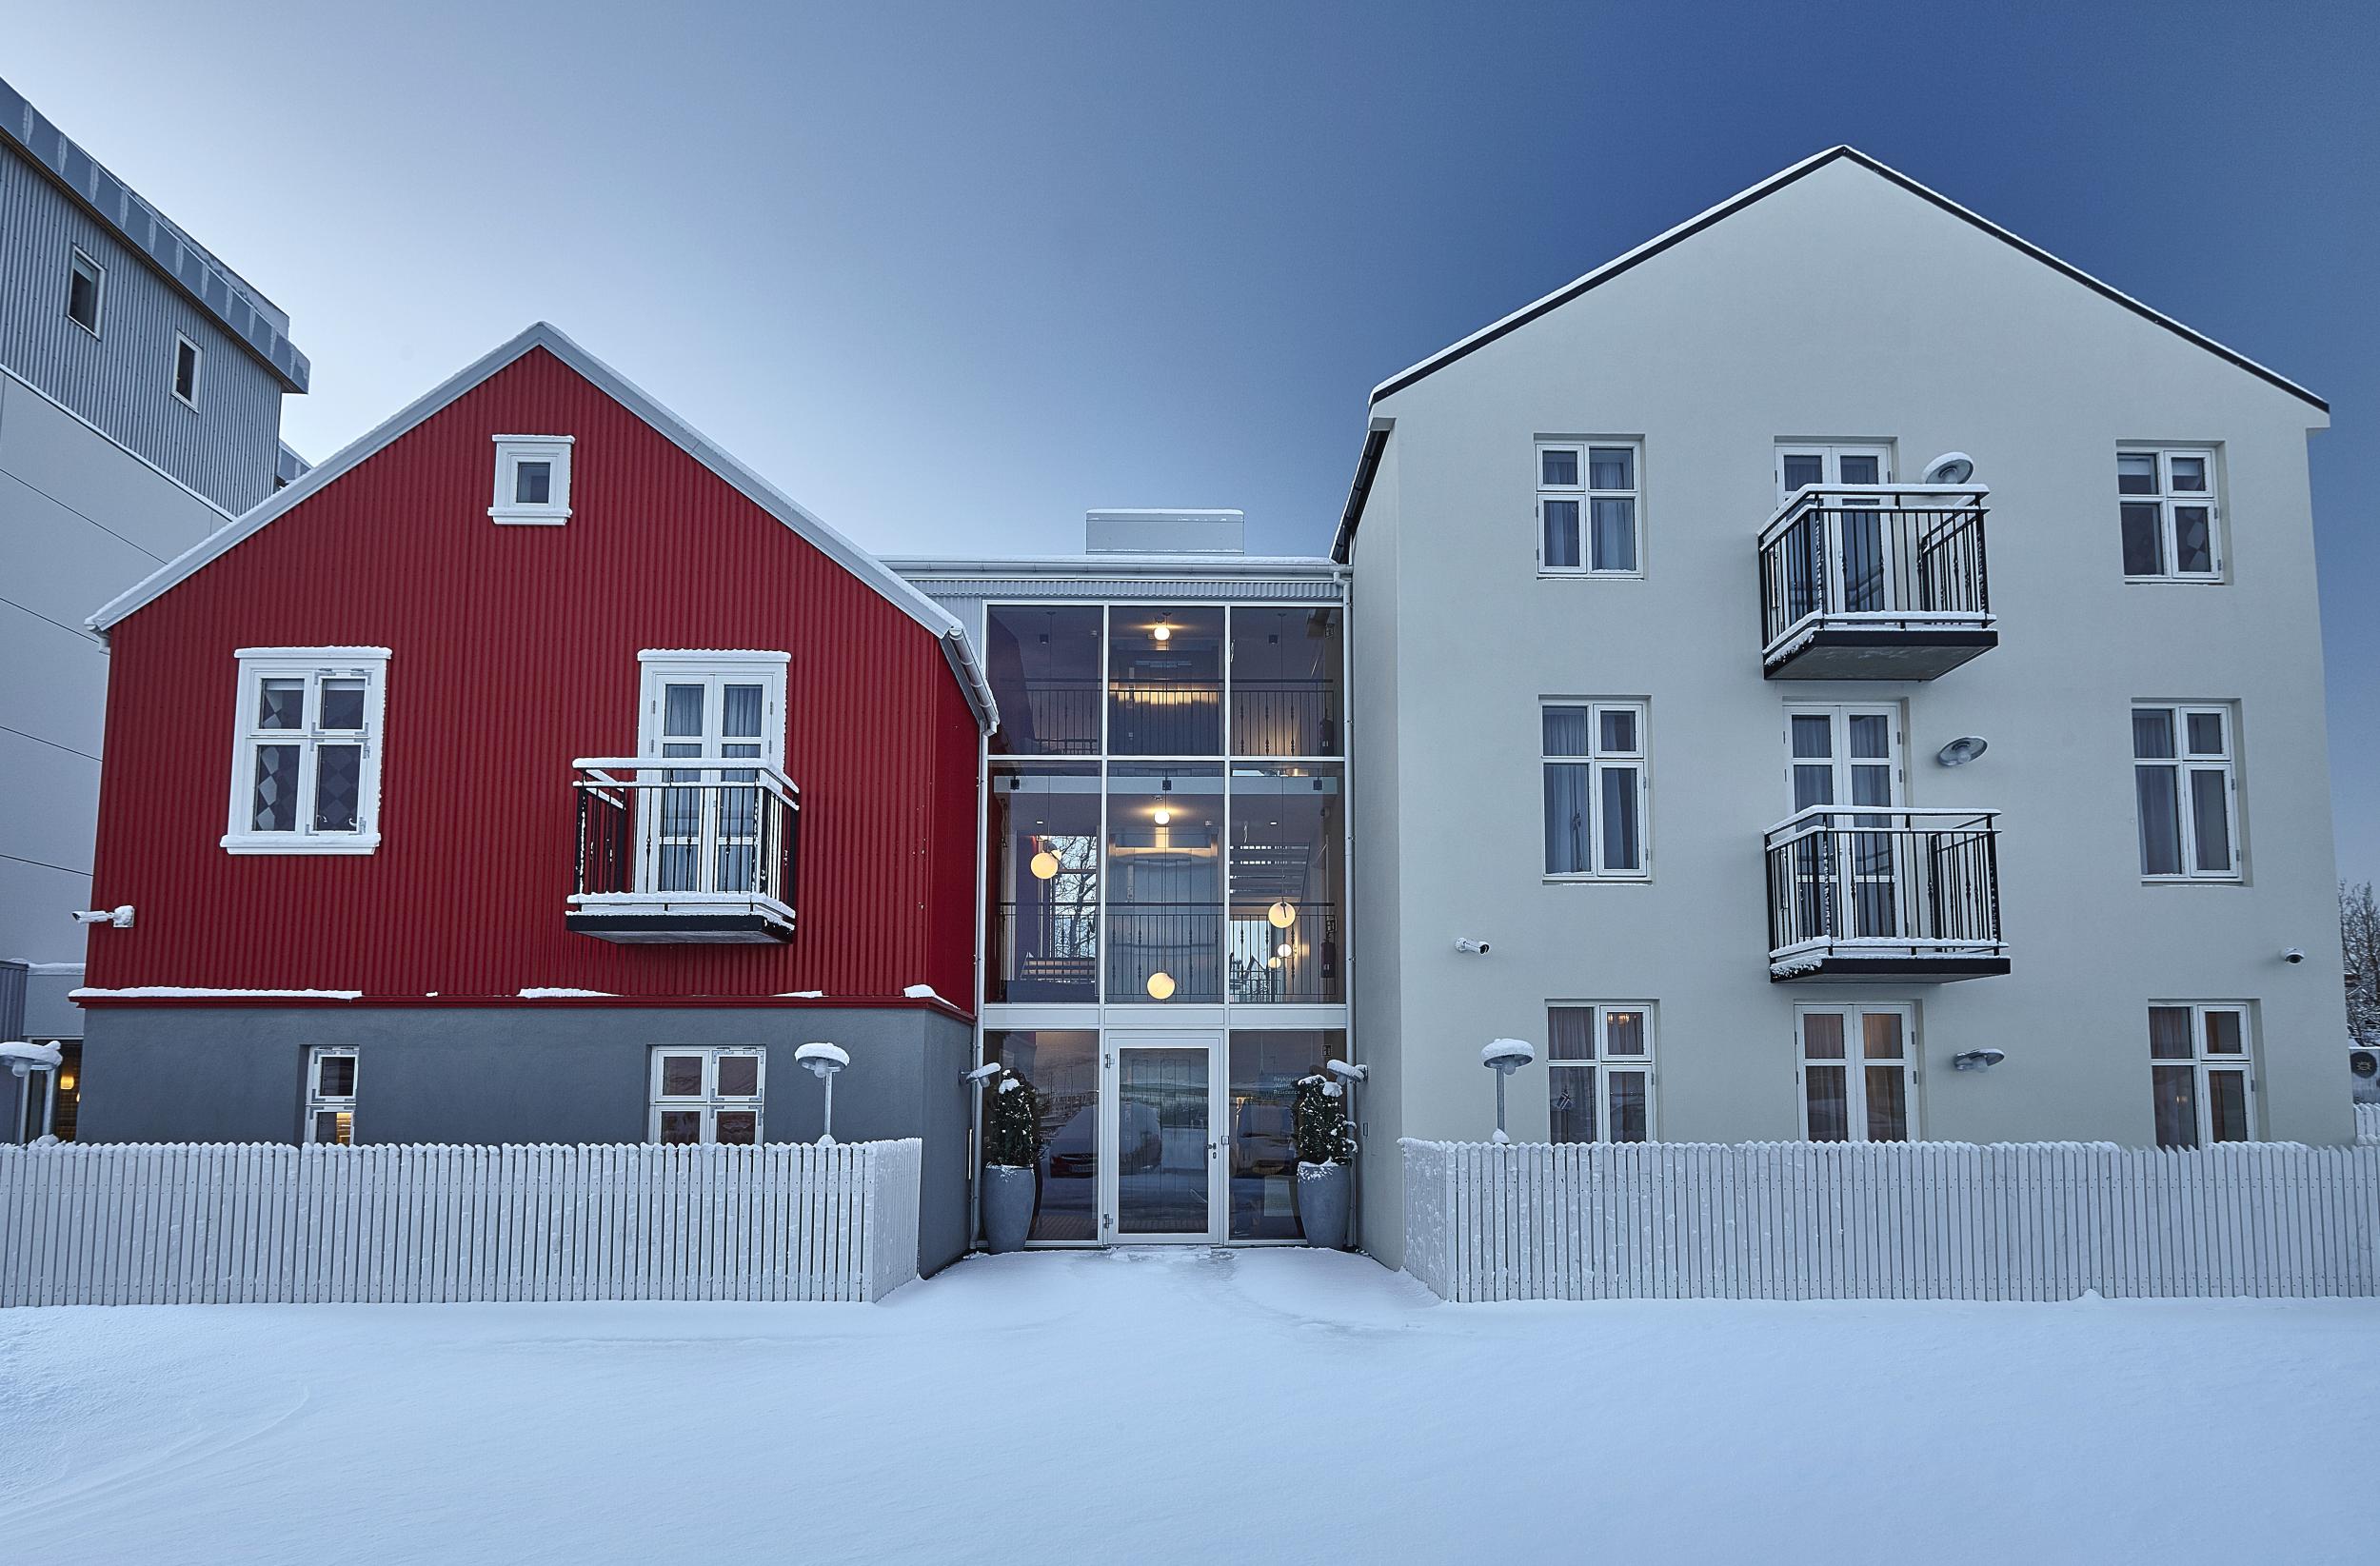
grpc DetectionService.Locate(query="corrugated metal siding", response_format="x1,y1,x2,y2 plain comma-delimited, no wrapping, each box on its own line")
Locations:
87,347,976,1007
913,576,1342,607
0,149,285,513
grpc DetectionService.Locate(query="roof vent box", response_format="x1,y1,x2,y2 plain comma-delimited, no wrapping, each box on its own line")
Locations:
1084,509,1244,556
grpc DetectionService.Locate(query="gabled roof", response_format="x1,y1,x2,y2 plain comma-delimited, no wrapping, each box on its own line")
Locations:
88,322,998,730
1337,145,2326,560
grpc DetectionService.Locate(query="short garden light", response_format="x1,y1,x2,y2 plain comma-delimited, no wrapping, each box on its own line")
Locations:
1480,1038,1536,1145
795,1041,849,1144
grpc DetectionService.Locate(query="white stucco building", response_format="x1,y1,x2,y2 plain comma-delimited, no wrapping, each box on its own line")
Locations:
1338,148,2350,1263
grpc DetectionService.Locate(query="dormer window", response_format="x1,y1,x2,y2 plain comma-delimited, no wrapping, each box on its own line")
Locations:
490,435,573,525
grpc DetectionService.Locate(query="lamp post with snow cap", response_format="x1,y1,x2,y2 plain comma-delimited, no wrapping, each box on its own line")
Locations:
1480,1038,1536,1145
3,1041,63,1146
795,1041,849,1144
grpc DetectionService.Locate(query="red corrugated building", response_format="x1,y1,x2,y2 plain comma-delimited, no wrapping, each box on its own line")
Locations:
73,324,990,1267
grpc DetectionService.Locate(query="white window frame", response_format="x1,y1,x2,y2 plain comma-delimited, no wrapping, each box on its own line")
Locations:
636,651,790,763
1536,439,1643,577
304,1045,358,1145
2117,447,2222,583
647,1045,767,1144
1541,698,1650,882
1546,1002,1656,1143
66,246,105,336
171,332,203,409
490,434,574,525
2148,1001,2255,1147
2132,703,2241,882
1795,1002,1917,1142
1775,443,1893,505
224,647,391,855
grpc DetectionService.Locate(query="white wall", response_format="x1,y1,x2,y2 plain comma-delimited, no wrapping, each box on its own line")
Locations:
0,368,228,970
1351,157,2350,1194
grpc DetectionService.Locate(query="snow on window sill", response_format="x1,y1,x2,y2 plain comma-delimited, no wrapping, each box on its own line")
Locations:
222,832,382,856
488,505,571,526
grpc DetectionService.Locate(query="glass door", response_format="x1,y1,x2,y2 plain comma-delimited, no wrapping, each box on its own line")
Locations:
1103,1034,1220,1241
1787,706,1904,941
637,667,780,895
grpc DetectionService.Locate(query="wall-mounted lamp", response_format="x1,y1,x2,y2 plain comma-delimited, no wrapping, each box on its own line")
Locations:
1936,737,1989,767
1952,1048,2007,1072
1922,451,1977,486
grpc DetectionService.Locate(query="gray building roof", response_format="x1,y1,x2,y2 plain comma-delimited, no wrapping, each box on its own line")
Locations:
0,74,308,393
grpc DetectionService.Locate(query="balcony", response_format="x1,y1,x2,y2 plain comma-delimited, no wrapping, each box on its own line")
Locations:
569,759,800,943
1763,807,2007,981
1757,486,1995,680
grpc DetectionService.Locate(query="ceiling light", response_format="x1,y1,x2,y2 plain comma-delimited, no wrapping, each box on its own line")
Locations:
1030,850,1060,881
1146,971,1176,1000
1267,899,1296,929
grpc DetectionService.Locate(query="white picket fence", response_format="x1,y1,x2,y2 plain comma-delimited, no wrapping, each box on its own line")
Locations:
1402,1138,2380,1302
2358,1103,2380,1145
0,1140,922,1307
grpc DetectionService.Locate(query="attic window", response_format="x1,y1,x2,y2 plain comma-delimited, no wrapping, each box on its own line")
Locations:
67,248,105,335
490,435,573,525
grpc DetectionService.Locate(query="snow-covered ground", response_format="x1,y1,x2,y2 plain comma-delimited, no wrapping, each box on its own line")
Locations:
2,1249,2374,1564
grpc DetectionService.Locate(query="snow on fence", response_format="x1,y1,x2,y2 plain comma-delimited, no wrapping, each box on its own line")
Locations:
0,1140,922,1307
2358,1103,2380,1145
1402,1138,2380,1302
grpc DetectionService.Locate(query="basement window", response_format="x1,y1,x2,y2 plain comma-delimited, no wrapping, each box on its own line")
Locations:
490,434,574,525
305,1046,359,1144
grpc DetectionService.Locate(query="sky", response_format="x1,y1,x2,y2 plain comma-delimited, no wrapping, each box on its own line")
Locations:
8,0,2375,880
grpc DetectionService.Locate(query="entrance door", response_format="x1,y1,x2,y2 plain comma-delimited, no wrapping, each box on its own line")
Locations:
1786,705,1905,942
1103,1033,1220,1241
1777,446,1894,617
636,662,783,895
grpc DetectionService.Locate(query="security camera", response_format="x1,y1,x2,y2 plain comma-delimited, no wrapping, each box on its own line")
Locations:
2283,947,2307,965
1454,938,1491,955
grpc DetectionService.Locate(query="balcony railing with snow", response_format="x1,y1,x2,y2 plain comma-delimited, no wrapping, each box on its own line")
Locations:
569,758,800,943
1762,805,2006,981
1757,485,1995,679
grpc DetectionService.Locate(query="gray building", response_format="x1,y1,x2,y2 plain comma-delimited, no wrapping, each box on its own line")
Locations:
1338,148,2350,1263
0,73,307,1135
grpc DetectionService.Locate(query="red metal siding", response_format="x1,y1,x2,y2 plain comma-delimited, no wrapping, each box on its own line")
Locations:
87,347,976,1009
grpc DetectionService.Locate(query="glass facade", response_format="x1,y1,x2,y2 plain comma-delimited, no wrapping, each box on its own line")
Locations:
985,1030,1101,1241
1228,1030,1339,1239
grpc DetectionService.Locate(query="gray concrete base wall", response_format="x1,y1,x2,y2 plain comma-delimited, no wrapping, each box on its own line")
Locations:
77,1005,975,1275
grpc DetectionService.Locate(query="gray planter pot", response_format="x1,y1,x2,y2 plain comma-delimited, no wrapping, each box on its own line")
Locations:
982,1165,1036,1253
1296,1160,1350,1250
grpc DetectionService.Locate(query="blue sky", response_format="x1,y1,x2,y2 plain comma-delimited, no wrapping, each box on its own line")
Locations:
10,1,2375,879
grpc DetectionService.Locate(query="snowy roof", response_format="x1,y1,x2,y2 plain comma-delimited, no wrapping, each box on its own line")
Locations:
1335,145,2327,563
86,323,998,732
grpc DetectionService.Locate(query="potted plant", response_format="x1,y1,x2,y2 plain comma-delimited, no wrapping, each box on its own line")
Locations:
1293,1073,1358,1249
981,1069,1043,1253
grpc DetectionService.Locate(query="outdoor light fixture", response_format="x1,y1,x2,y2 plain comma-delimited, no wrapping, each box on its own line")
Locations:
1154,776,1173,825
1277,942,1293,959
1152,615,1171,644
1146,971,1177,1000
795,1041,849,1144
1922,451,1977,486
1153,805,1172,825
1030,850,1060,881
1267,899,1297,929
1480,1038,1537,1144
1952,1049,2008,1072
1936,736,1989,767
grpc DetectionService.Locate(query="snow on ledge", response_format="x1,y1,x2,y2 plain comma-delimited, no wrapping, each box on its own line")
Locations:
1,1041,65,1067
902,983,942,1001
517,987,617,999
71,986,365,1001
775,990,827,999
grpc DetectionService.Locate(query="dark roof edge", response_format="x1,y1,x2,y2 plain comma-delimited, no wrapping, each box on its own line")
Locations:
1330,420,1393,564
1366,146,2325,414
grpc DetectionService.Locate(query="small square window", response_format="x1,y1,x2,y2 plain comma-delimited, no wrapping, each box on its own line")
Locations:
1540,448,1579,487
172,335,203,407
491,436,573,525
67,248,104,334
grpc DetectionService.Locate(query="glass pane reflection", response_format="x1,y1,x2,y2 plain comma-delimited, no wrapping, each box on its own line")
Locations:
1228,1030,1339,1239
1119,1048,1210,1235
987,1030,1100,1241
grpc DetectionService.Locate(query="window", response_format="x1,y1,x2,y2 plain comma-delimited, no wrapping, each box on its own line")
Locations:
1537,441,1640,574
2149,1003,2253,1147
1798,1003,1914,1141
635,651,789,895
1775,445,1889,505
171,333,203,407
649,1047,764,1144
305,1047,358,1145
225,648,389,854
490,434,574,525
1542,701,1647,878
2118,449,2220,580
66,247,104,334
1548,1004,1655,1142
2133,704,2238,880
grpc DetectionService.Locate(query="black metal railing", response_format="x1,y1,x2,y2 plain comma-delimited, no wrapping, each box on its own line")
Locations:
999,677,1341,757
1227,902,1340,1002
1757,486,1992,658
1006,681,1102,756
1229,681,1340,758
1763,807,2001,968
1106,901,1226,1002
1107,680,1222,755
573,758,799,908
988,898,1101,1002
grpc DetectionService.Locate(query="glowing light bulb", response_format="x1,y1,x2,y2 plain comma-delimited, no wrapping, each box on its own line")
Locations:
1146,970,1176,1000
1152,622,1171,643
1266,900,1296,929
1153,806,1172,825
1029,850,1060,881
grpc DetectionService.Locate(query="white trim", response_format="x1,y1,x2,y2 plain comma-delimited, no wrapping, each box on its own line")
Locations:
170,332,203,410
223,648,390,855
1535,439,1643,578
2117,446,2224,583
84,322,1000,731
1539,698,1650,881
2132,702,2242,882
2148,1001,2257,1147
489,433,573,525
1546,1001,1657,1143
1795,1001,1918,1142
647,1044,766,1144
